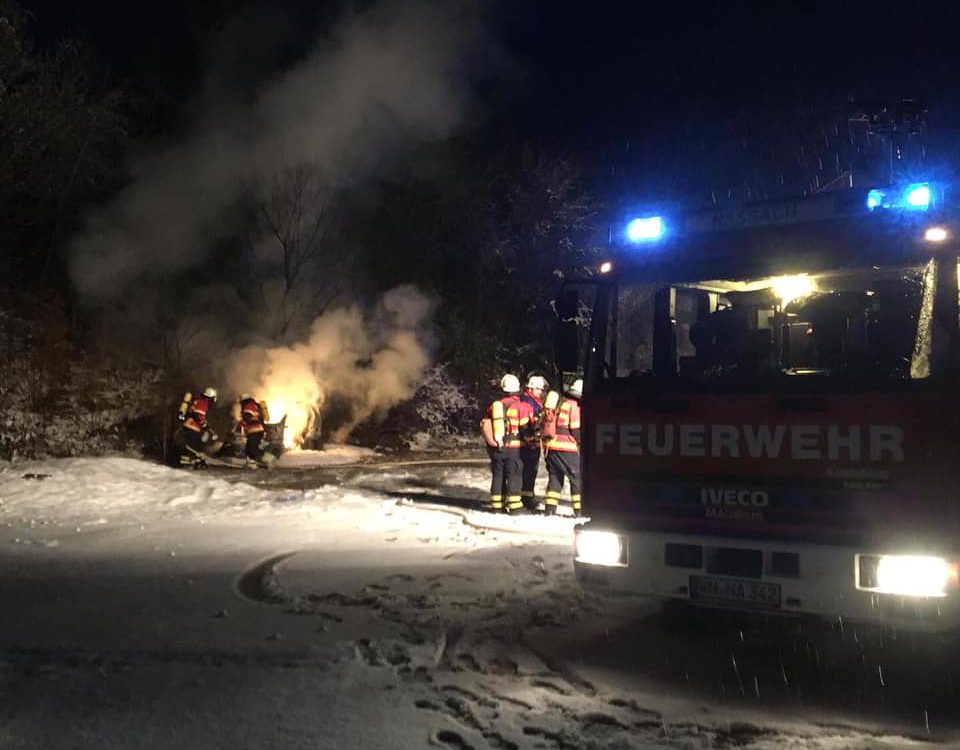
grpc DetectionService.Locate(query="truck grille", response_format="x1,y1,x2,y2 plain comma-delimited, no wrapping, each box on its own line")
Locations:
664,544,801,579
707,547,763,578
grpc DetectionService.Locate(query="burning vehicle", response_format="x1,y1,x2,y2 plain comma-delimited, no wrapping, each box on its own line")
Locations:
175,394,324,468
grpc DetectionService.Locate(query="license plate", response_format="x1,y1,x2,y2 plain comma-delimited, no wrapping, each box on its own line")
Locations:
689,575,781,608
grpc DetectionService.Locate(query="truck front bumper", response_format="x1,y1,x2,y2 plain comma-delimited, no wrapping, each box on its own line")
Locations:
574,526,960,632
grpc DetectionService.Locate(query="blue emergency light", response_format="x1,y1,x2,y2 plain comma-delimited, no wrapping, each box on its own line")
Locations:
625,215,665,243
905,183,931,208
866,182,934,211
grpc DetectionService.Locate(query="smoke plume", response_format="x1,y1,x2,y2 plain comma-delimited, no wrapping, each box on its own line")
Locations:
65,1,488,443
225,286,434,444
69,0,480,298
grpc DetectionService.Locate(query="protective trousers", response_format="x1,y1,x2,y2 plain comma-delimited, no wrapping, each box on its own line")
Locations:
245,432,264,462
488,446,523,513
180,429,206,467
519,445,541,511
545,451,581,515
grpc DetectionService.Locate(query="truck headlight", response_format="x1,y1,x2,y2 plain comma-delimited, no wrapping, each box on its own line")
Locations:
861,555,959,598
575,530,626,567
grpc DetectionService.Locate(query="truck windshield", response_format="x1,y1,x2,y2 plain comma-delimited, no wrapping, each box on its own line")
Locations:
604,260,950,390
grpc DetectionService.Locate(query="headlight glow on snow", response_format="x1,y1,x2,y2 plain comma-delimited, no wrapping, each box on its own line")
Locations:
575,530,625,567
871,555,957,598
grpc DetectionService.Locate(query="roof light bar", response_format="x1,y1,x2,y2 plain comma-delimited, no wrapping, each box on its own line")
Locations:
866,182,935,212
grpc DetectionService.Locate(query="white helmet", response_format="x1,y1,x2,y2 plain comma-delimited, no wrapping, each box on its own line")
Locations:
239,393,252,401
567,379,583,398
500,374,521,393
526,375,548,390
203,387,218,401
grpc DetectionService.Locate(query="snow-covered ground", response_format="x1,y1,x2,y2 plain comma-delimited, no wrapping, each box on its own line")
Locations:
0,455,953,749
273,445,379,468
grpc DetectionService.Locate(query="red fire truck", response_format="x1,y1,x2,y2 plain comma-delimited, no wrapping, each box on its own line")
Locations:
559,182,960,629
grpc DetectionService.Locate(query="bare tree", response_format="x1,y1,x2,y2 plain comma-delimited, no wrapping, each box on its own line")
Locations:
256,164,345,338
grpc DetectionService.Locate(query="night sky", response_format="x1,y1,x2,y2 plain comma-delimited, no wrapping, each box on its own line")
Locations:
20,0,960,201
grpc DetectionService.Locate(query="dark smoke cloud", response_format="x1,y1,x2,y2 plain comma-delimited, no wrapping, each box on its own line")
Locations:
69,0,483,300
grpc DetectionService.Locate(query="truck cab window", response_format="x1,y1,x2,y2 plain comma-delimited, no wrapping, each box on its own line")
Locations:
604,264,937,390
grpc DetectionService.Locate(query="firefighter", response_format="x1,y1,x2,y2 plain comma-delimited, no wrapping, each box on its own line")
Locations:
519,374,548,513
179,387,218,468
480,374,534,514
542,378,582,516
237,393,268,467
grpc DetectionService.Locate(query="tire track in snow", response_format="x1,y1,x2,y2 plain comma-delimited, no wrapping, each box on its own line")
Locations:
393,499,576,540
234,551,298,604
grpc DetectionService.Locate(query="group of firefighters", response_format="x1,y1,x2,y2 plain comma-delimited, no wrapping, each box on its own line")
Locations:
176,376,583,513
177,387,274,469
481,374,582,516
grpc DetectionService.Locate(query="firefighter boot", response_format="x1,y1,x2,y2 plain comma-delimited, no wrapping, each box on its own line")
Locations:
544,504,557,517
505,495,530,515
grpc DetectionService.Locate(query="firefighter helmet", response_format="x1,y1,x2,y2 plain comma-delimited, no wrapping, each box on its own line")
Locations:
203,387,218,401
500,374,521,393
239,393,252,401
526,375,548,391
567,379,582,398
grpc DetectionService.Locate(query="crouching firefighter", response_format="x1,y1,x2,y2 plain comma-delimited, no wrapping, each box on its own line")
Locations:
179,387,218,468
237,394,275,468
480,374,533,514
542,379,582,516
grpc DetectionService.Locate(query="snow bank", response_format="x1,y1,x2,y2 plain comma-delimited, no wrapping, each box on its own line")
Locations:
0,457,279,523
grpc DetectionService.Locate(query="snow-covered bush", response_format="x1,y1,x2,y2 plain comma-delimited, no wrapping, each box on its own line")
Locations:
350,363,480,452
0,353,163,460
412,364,476,437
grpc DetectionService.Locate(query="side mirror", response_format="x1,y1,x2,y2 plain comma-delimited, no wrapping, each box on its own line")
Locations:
555,289,579,321
555,320,579,372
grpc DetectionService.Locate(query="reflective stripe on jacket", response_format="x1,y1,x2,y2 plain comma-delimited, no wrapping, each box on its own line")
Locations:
486,395,533,448
240,397,265,434
545,398,580,452
184,395,212,433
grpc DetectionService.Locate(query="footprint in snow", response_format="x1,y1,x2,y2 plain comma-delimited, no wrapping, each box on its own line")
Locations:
578,712,629,730
431,730,474,750
441,685,498,710
454,653,483,673
607,697,661,720
400,665,434,684
530,679,573,696
355,639,411,667
521,726,579,750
